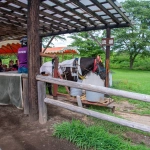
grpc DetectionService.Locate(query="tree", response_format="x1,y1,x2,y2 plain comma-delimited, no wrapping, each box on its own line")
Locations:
69,31,105,57
42,35,66,48
112,0,150,69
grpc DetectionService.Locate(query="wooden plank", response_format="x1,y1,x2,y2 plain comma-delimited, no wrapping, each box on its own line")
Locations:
22,78,29,115
22,73,28,78
40,52,56,58
76,95,82,107
27,0,40,121
44,98,150,133
38,81,47,124
36,75,150,102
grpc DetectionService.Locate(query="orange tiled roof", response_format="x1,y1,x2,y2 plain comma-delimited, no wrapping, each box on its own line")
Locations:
0,40,21,55
42,47,80,54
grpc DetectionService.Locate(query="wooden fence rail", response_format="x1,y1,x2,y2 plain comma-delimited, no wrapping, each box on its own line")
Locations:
36,75,150,102
36,76,150,133
44,98,150,133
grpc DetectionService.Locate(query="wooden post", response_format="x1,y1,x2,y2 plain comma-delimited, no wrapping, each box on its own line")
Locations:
77,95,83,107
38,81,47,124
105,28,111,87
27,0,40,121
40,36,43,66
53,57,58,99
22,77,29,115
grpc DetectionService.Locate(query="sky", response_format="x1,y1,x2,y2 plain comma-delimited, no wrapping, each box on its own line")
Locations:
52,0,125,47
52,34,73,47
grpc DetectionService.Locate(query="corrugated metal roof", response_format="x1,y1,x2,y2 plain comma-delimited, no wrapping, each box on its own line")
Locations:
0,0,132,40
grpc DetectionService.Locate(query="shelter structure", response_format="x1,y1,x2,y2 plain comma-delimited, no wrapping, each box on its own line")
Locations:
42,46,80,60
0,0,132,121
42,47,79,55
0,40,21,55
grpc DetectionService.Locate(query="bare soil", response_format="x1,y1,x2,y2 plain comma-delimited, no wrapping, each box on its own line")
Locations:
113,101,150,126
0,104,83,150
0,100,150,150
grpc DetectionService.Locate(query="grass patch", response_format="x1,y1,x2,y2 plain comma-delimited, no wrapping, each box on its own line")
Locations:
53,120,150,150
112,69,150,115
58,85,68,94
112,69,150,95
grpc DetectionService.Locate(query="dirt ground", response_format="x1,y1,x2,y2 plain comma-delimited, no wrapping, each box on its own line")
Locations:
0,104,83,150
0,100,150,150
113,101,150,126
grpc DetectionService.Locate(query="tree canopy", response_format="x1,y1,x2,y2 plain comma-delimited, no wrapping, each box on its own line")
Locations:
112,0,150,69
68,0,150,69
69,31,105,58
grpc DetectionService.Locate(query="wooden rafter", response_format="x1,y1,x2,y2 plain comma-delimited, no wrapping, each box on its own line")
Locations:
0,0,132,40
50,0,97,26
69,0,108,25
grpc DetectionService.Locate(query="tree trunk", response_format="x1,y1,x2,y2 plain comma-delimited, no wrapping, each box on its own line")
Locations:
129,57,134,69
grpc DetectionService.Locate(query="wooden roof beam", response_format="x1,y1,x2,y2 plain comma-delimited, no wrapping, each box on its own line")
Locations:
90,0,120,24
0,2,67,31
49,0,96,26
40,10,79,29
41,22,130,38
69,0,108,25
13,1,80,29
0,30,26,38
0,14,25,27
41,3,86,27
0,0,15,7
0,22,26,30
107,0,131,24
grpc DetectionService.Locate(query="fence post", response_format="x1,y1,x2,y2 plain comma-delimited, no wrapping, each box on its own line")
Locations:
38,81,47,124
22,77,29,114
77,95,83,107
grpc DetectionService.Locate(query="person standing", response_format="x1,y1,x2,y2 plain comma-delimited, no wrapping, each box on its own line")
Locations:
12,60,18,70
17,36,28,73
0,59,3,72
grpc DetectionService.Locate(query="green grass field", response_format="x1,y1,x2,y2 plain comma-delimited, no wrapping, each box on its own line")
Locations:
111,69,150,115
112,69,150,95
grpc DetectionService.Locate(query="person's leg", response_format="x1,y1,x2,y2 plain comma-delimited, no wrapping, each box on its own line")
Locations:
18,67,22,73
18,67,28,73
46,83,52,95
22,67,28,73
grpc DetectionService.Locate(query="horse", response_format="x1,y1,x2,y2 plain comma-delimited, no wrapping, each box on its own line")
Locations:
40,55,106,95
